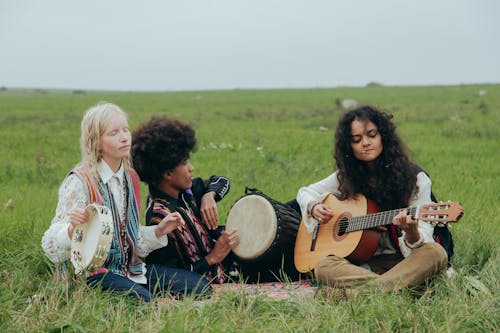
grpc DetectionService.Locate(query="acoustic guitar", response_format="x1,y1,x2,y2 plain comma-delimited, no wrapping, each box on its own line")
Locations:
294,194,463,273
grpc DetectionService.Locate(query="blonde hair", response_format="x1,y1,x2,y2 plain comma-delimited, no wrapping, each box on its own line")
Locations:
80,102,131,179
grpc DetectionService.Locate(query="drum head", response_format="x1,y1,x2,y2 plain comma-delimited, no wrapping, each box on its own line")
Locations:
226,194,277,260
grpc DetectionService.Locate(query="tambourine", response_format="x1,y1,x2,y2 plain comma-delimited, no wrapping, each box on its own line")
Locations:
70,203,114,274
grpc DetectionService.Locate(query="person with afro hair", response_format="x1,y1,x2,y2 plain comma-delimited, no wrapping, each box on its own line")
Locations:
131,116,238,284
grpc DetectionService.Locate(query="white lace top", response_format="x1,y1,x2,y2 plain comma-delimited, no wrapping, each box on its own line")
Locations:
41,161,168,284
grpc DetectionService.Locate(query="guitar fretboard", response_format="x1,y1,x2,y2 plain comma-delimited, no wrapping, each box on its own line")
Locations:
344,206,418,232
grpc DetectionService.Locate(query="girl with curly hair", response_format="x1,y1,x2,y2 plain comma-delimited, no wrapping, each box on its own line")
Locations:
297,105,448,295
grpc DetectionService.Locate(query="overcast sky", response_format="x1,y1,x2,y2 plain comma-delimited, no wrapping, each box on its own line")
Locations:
1,0,498,91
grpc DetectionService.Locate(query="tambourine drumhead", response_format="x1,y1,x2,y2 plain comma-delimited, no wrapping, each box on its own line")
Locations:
226,194,277,260
70,204,113,274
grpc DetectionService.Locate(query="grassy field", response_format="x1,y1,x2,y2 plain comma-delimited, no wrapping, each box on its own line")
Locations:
0,84,498,332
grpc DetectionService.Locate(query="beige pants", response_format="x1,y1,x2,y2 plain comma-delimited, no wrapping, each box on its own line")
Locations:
314,242,448,292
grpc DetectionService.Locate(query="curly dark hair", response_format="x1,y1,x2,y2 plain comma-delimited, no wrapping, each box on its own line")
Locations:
131,117,196,186
334,105,419,210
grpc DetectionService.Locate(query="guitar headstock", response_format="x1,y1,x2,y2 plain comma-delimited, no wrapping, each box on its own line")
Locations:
418,202,464,224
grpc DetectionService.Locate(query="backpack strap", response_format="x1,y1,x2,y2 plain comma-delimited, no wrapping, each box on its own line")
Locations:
417,167,455,262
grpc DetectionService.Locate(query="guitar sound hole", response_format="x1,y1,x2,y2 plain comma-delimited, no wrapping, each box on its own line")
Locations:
337,217,349,236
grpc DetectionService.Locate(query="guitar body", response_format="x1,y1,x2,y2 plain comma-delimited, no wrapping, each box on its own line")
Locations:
294,194,382,273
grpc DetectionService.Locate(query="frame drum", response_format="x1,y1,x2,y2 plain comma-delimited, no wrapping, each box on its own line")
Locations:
70,204,114,274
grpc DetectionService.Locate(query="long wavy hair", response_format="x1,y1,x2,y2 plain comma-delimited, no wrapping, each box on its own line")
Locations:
80,102,131,181
334,105,419,210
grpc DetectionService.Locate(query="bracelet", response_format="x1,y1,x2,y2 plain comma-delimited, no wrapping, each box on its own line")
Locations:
309,202,321,219
403,234,424,249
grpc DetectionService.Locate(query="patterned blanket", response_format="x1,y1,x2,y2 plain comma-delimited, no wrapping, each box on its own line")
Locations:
211,280,318,300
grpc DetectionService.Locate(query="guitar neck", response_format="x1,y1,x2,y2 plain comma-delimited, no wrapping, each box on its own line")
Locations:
345,206,418,233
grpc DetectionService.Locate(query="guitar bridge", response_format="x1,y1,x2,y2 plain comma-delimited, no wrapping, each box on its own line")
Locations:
310,224,319,251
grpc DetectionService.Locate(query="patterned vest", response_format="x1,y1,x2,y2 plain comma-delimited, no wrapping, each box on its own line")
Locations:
70,164,143,277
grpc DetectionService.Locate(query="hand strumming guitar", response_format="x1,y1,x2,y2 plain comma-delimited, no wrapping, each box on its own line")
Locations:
308,201,334,224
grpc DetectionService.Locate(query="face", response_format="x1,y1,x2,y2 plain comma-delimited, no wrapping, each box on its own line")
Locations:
162,159,194,197
350,119,383,163
99,112,131,170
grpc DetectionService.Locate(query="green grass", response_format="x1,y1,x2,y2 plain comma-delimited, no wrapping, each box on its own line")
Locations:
0,84,499,332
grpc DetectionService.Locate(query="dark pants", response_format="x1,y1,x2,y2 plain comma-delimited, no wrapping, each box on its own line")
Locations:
86,264,210,302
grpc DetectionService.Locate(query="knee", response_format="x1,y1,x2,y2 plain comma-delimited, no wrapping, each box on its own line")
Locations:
420,242,448,271
133,289,152,303
314,255,342,284
314,256,328,279
191,277,212,296
177,270,212,297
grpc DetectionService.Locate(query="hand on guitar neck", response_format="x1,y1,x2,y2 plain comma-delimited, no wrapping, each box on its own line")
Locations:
393,209,420,244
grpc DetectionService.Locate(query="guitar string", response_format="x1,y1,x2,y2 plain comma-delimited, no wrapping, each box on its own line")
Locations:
334,207,418,233
317,202,455,232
